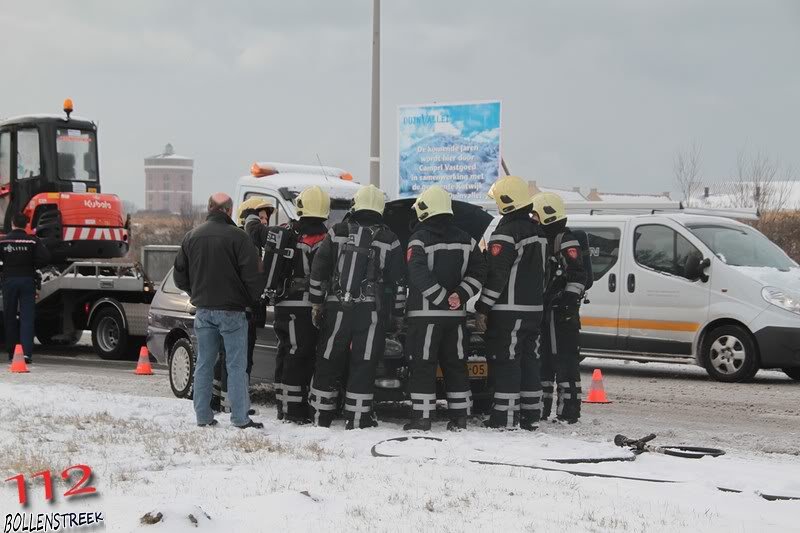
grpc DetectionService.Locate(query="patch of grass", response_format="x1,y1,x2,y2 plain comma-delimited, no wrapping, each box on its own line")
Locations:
230,433,288,454
0,447,57,477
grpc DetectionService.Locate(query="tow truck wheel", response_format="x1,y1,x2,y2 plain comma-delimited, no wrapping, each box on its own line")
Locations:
782,367,800,381
169,338,195,399
91,306,132,360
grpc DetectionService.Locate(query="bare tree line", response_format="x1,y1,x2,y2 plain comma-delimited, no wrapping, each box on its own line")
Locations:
674,143,797,213
674,143,800,261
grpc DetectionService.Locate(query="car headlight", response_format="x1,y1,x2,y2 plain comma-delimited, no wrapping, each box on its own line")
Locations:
761,286,800,315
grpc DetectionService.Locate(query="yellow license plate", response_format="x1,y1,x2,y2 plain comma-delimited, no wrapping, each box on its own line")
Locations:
436,362,488,379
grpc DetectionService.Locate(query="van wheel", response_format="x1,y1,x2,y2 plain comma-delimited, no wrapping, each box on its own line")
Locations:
782,367,800,381
91,306,132,360
169,338,195,399
701,325,758,382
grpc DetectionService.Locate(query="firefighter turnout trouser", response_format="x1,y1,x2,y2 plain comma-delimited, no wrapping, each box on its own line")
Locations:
309,302,386,428
407,320,471,420
273,306,318,419
540,306,582,421
483,314,542,428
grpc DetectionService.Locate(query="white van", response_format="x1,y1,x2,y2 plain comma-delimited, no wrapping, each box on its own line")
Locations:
234,162,361,225
487,209,800,382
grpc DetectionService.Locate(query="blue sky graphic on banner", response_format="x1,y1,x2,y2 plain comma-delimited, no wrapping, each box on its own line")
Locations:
398,101,501,201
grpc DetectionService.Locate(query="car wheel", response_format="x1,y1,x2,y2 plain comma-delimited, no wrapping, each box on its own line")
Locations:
782,367,800,381
169,337,195,399
91,306,131,360
701,325,758,382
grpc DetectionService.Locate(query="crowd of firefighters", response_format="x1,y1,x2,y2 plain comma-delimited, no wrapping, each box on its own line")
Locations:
183,175,587,431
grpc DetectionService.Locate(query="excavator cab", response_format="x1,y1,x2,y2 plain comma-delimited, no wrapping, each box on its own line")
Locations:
0,100,129,261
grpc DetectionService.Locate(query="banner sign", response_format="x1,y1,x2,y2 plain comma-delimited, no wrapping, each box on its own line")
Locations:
398,101,501,201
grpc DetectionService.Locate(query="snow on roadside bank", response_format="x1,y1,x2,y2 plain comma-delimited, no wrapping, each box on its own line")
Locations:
1,382,798,532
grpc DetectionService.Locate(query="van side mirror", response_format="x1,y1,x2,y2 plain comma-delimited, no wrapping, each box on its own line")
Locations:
685,254,710,282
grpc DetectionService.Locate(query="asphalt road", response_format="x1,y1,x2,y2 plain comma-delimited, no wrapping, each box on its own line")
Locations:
4,345,799,457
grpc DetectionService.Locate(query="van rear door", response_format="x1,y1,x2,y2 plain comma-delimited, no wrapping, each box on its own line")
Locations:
572,222,624,352
619,218,710,357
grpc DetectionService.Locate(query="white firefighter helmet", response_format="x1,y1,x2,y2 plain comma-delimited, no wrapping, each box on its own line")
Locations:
413,185,453,221
351,184,386,215
294,186,331,219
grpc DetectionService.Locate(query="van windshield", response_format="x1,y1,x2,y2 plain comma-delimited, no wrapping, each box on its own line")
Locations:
685,223,796,270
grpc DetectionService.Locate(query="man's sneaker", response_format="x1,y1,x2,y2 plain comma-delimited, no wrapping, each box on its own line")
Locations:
236,420,264,430
556,416,579,425
446,417,467,432
24,356,32,364
520,420,539,432
403,419,432,431
197,419,218,427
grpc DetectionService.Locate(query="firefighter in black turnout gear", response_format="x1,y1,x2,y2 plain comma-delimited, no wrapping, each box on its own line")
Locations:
308,184,406,429
238,196,275,375
1,213,51,363
475,176,547,431
245,187,330,423
403,186,487,432
533,192,588,424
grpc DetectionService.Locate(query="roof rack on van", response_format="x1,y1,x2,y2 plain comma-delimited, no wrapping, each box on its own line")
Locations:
563,201,759,220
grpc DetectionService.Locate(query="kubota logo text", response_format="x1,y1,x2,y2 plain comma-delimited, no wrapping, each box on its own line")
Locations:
83,199,112,209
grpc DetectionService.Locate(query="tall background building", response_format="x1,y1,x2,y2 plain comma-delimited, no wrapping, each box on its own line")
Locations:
144,143,193,213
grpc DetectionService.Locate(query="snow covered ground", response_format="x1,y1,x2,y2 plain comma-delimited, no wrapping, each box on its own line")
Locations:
1,375,799,532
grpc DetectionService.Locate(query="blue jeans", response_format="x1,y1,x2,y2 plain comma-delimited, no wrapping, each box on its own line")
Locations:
193,308,251,426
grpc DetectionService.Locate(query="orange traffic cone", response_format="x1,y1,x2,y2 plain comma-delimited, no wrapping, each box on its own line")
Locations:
9,345,29,373
583,368,611,403
134,346,153,375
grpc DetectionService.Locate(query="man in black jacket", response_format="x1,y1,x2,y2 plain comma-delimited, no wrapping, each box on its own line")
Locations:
533,192,588,424
475,176,547,431
403,186,486,432
245,186,330,423
307,184,406,429
0,213,51,363
174,193,264,429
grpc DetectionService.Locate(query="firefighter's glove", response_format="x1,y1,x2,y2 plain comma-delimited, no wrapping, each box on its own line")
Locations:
559,291,581,309
312,304,324,329
474,312,488,333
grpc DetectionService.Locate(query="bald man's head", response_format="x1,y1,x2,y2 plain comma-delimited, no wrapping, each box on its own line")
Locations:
208,192,233,216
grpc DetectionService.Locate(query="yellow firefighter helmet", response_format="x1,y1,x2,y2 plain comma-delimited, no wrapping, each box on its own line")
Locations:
295,186,331,219
413,185,453,221
487,176,532,214
531,191,567,225
351,184,386,215
237,196,274,226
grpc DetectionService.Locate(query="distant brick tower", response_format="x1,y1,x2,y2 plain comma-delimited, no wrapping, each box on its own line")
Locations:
144,143,193,213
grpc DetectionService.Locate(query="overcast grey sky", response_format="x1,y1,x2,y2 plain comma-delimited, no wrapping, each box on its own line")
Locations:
2,0,798,206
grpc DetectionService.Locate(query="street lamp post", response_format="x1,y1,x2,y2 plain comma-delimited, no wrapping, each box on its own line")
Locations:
369,0,381,187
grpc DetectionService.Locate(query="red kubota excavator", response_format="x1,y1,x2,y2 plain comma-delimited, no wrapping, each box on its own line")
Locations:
0,98,129,260
0,100,153,361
